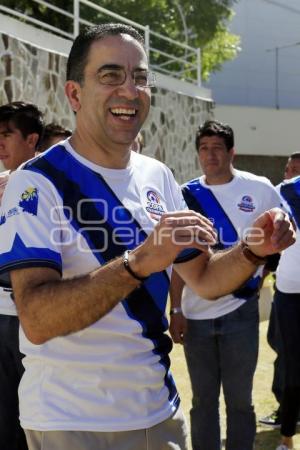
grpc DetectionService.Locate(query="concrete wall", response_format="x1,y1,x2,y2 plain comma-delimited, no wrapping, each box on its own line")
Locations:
214,104,300,184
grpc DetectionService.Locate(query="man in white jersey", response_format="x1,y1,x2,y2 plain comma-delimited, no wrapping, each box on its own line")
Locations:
284,153,300,180
271,176,300,450
169,120,282,450
0,101,44,450
260,153,300,431
0,25,295,450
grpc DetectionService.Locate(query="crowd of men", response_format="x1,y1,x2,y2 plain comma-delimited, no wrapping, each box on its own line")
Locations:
0,22,299,450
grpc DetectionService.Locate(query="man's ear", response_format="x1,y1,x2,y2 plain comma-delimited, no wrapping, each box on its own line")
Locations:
65,80,81,112
230,147,235,162
27,133,39,150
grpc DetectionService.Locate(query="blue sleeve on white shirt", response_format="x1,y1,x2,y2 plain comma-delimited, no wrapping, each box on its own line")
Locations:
0,170,62,287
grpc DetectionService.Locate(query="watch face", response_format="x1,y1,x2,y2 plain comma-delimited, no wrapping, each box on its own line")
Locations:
170,307,182,315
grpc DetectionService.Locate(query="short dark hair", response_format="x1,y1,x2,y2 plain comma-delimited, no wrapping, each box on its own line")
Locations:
66,23,145,85
0,101,44,149
38,122,72,152
195,120,234,152
290,152,300,160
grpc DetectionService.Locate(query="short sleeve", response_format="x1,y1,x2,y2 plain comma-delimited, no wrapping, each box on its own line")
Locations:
264,181,282,210
0,170,63,286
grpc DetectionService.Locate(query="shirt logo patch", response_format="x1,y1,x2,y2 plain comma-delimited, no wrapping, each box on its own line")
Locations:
0,187,39,226
19,187,39,216
145,190,165,220
7,207,19,218
238,195,255,212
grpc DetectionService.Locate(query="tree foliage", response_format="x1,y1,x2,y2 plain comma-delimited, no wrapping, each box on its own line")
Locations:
1,0,240,81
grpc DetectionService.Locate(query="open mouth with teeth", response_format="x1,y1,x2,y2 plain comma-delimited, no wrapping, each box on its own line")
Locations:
110,108,137,121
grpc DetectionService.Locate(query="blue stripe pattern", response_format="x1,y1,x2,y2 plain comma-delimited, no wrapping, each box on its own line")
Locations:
183,179,238,247
182,178,260,299
0,233,62,277
22,145,176,402
280,177,300,229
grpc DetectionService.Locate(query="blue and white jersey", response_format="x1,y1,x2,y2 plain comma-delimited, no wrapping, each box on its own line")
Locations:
181,170,281,320
0,169,15,315
0,141,184,432
276,176,300,293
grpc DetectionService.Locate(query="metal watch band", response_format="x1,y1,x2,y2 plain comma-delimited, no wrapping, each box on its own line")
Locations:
170,307,183,315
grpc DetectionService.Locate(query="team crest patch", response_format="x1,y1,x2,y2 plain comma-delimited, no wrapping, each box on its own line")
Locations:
19,187,39,216
145,190,165,220
238,195,255,212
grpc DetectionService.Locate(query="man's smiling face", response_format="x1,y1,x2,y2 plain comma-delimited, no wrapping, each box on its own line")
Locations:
72,33,151,150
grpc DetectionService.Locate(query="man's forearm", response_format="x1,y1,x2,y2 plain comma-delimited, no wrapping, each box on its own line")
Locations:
176,243,260,300
193,207,295,299
197,243,261,299
12,255,140,345
169,270,185,308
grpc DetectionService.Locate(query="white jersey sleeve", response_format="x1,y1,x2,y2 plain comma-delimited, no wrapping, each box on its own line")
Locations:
0,169,63,283
262,179,282,210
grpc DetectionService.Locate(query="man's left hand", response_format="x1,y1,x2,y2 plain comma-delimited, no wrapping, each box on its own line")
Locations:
245,208,296,257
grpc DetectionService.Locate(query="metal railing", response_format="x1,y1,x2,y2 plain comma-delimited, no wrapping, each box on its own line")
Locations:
0,0,201,86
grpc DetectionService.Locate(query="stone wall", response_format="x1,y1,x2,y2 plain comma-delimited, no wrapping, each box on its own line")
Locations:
142,90,212,183
0,31,213,183
0,33,74,130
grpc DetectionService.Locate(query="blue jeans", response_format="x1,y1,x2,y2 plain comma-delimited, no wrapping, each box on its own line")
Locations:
184,298,259,450
0,315,27,450
274,288,300,437
267,299,285,406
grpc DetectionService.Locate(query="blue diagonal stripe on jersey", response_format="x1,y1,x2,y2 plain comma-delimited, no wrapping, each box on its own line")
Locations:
280,177,300,229
182,178,238,248
0,233,62,281
23,146,177,402
182,178,260,298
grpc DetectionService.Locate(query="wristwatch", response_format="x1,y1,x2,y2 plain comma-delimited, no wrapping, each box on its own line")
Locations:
170,307,183,315
240,242,268,266
122,250,148,282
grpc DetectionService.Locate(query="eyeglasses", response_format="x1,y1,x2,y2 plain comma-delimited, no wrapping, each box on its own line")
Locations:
97,67,156,88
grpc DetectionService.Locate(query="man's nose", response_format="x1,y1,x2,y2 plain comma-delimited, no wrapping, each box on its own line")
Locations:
206,148,217,157
117,76,139,99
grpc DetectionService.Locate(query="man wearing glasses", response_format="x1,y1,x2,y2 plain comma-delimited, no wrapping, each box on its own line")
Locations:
0,23,295,450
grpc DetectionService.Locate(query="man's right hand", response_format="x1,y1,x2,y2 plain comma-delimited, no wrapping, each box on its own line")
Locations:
169,312,187,345
129,210,216,278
